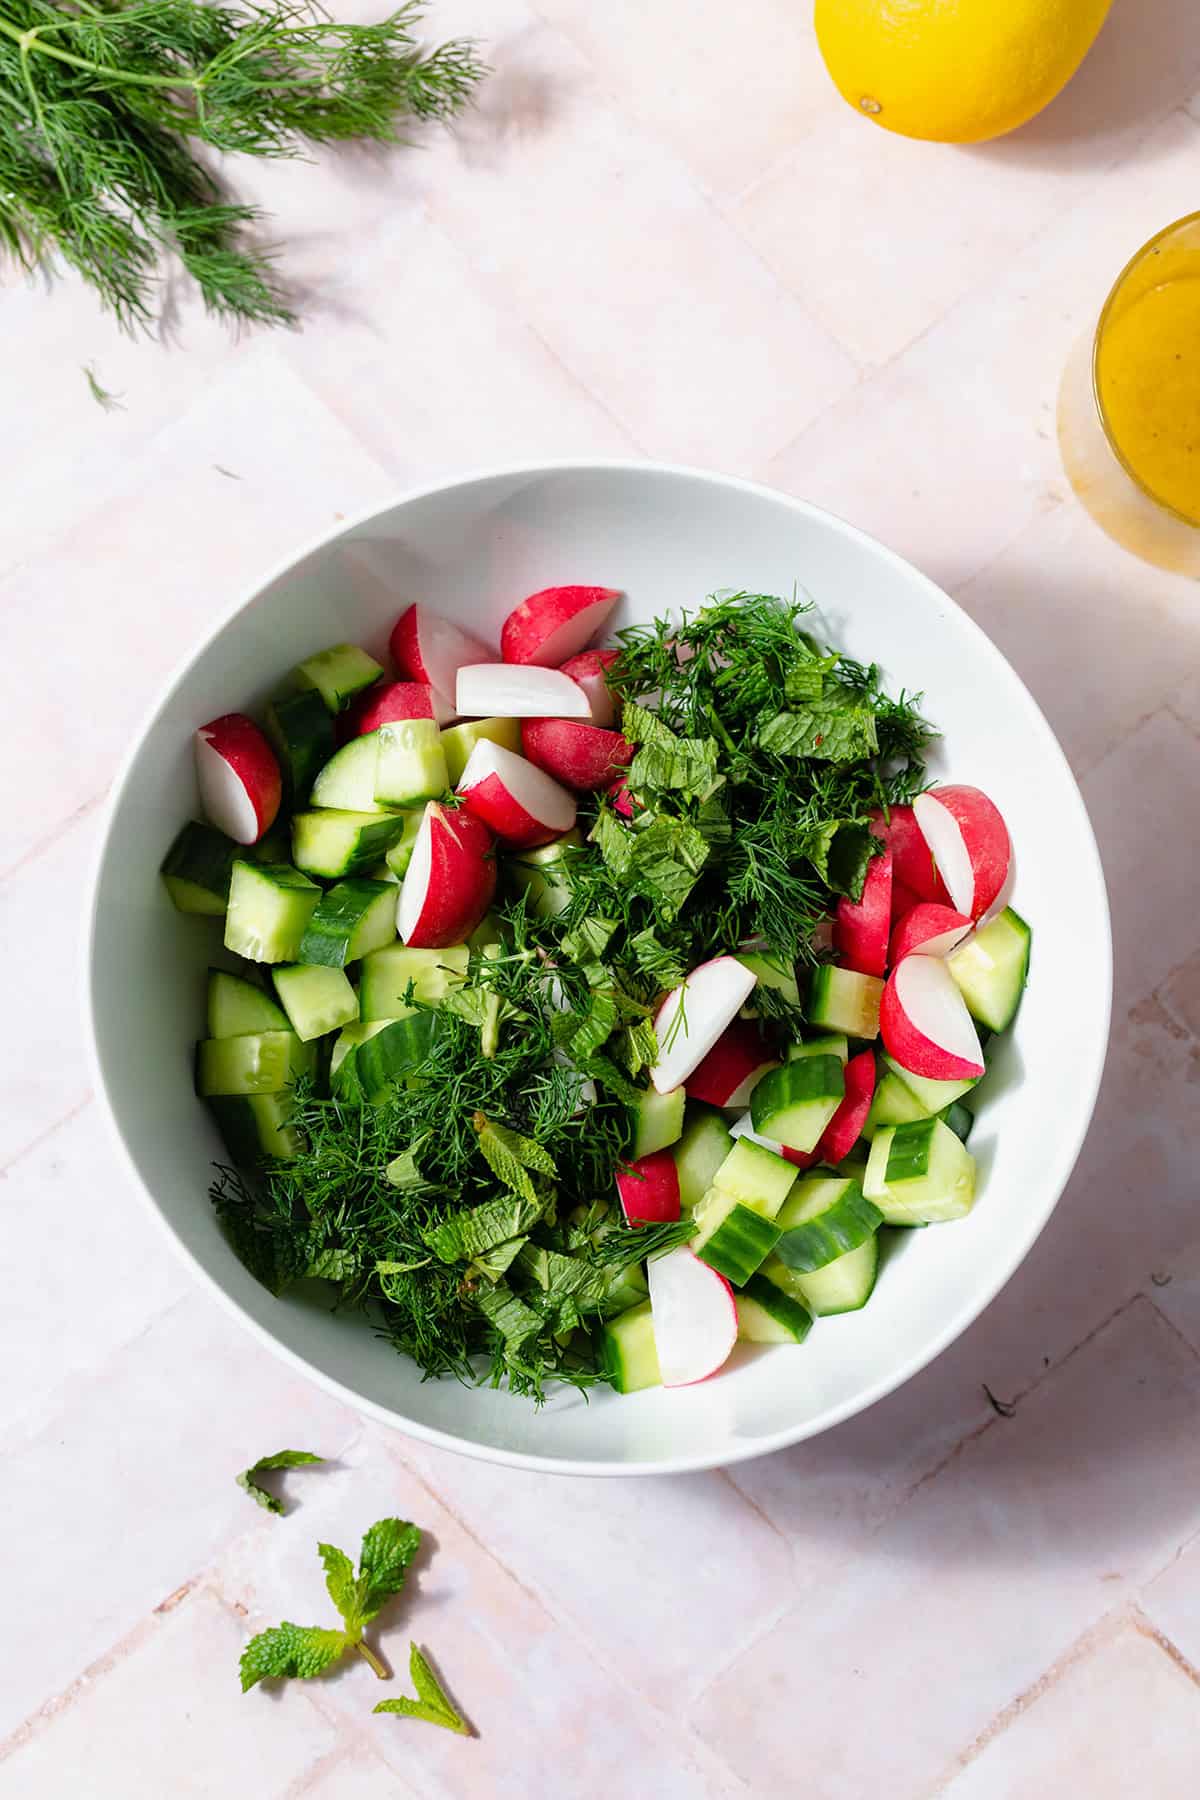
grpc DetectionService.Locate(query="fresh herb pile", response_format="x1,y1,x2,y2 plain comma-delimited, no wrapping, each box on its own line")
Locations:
0,0,482,330
211,592,934,1400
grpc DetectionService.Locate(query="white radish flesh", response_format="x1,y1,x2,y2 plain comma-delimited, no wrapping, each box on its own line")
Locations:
457,740,576,844
884,956,984,1079
456,664,591,720
651,957,758,1094
647,1247,738,1387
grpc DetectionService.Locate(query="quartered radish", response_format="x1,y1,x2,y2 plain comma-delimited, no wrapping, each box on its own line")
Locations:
811,1047,876,1166
890,876,922,922
456,664,591,720
559,649,620,726
889,902,973,963
833,846,892,977
685,1019,776,1109
647,1246,737,1386
501,585,621,667
390,603,495,717
616,1150,682,1226
195,713,282,845
875,804,950,905
913,785,1011,922
651,957,759,1094
456,739,576,847
397,802,496,948
881,955,985,1083
341,680,436,740
521,718,634,791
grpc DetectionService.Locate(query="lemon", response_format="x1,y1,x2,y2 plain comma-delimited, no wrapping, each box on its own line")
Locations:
814,0,1113,144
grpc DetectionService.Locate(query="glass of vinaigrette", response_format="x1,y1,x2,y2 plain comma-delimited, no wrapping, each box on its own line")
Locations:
1059,213,1200,573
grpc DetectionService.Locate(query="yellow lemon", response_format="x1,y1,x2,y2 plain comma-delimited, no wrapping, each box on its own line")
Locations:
814,0,1113,144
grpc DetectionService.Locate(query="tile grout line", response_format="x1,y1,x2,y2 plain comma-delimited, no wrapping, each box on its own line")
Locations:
0,1092,93,1177
1129,1601,1200,1693
1143,1290,1200,1369
0,789,106,888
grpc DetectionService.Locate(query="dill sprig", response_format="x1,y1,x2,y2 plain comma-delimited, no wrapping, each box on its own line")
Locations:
0,0,484,331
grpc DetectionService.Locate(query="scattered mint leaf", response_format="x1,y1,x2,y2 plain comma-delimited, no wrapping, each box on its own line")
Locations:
319,1542,358,1621
354,1518,423,1629
239,1623,348,1691
424,1193,545,1263
236,1449,324,1516
374,1642,471,1735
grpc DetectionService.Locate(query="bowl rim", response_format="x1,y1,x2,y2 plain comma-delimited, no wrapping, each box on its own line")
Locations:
83,457,1112,1477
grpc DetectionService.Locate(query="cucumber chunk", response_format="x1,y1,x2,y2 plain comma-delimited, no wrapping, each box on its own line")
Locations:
298,879,396,968
359,943,470,1020
673,1106,734,1213
330,1018,396,1086
948,907,1032,1033
441,717,523,786
862,1066,928,1140
311,733,389,813
375,718,449,808
864,1118,977,1225
788,1033,849,1065
292,809,410,878
769,1233,879,1315
264,690,334,808
195,1030,315,1096
161,821,236,915
773,1175,882,1272
711,1137,798,1213
941,1100,975,1145
633,1085,686,1158
288,643,383,712
750,1055,844,1154
691,1189,781,1286
224,862,320,964
207,1092,301,1164
206,969,289,1038
737,1272,813,1343
384,809,424,880
272,964,359,1041
599,1300,662,1394
807,965,883,1039
508,829,582,919
338,1013,441,1104
736,951,801,1009
883,1053,978,1115
600,1259,649,1321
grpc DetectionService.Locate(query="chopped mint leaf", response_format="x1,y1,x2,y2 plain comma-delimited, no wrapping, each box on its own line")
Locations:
236,1448,324,1516
625,813,709,919
784,654,838,703
620,700,676,747
515,1245,609,1307
560,916,618,963
475,1280,544,1349
570,992,618,1059
374,1642,472,1735
628,734,723,805
424,1193,546,1262
757,686,879,762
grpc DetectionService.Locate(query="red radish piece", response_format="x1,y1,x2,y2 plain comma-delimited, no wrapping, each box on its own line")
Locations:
686,1020,776,1109
913,786,1011,922
340,680,435,742
521,718,634,791
390,604,495,716
875,805,950,905
812,1049,876,1167
730,1111,812,1168
890,877,922,922
608,774,639,820
456,740,576,848
881,956,985,1082
889,902,973,964
651,957,758,1094
397,803,496,948
194,713,281,845
647,1246,737,1387
559,649,620,726
501,585,621,667
833,848,892,977
616,1151,682,1226
456,664,591,720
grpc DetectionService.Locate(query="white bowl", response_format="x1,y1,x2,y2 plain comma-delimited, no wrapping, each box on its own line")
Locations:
86,462,1110,1476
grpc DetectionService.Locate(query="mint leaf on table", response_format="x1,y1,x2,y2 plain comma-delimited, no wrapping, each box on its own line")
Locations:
240,1624,348,1690
236,1449,324,1516
375,1643,472,1736
353,1519,423,1630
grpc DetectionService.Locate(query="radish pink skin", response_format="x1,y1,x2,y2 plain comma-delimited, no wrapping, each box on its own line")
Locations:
649,1249,738,1387
813,1049,876,1166
607,774,639,820
389,604,494,706
195,713,281,844
834,848,892,978
889,903,973,964
501,585,621,667
401,805,496,948
890,877,922,922
521,718,634,791
459,770,567,849
340,680,435,742
880,963,985,1082
651,956,758,1094
616,1150,682,1225
875,806,950,906
559,649,620,726
686,1020,775,1108
915,786,1011,922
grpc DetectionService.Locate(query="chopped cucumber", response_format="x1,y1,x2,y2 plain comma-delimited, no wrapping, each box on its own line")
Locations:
288,643,383,713
298,878,396,968
770,1233,879,1315
691,1189,782,1286
773,1175,882,1272
330,1018,395,1086
467,913,503,950
633,1086,686,1158
508,829,581,919
161,821,236,916
807,965,883,1038
264,690,334,807
339,1012,442,1104
195,1030,315,1096
750,1055,844,1154
673,1106,734,1213
384,808,424,880
862,1066,928,1140
883,1053,978,1115
600,1260,649,1320
736,951,800,1008
737,1273,813,1344
864,1118,977,1225
292,809,410,878
440,716,522,786
599,1300,661,1394
207,1092,301,1164
941,1099,975,1145
224,862,320,964
359,943,470,1020
375,718,449,808
311,733,389,813
712,1137,798,1212
206,968,289,1038
788,1032,849,1065
272,964,359,1041
948,907,1032,1032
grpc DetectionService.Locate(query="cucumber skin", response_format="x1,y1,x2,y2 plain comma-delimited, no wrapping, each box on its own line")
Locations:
207,969,289,1038
161,821,236,915
298,879,396,969
265,690,334,808
695,1197,782,1287
292,810,410,878
775,1234,879,1315
599,1300,662,1394
774,1181,883,1273
738,1274,813,1343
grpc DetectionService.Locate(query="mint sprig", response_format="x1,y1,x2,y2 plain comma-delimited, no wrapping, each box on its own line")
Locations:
375,1643,472,1735
236,1449,324,1516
